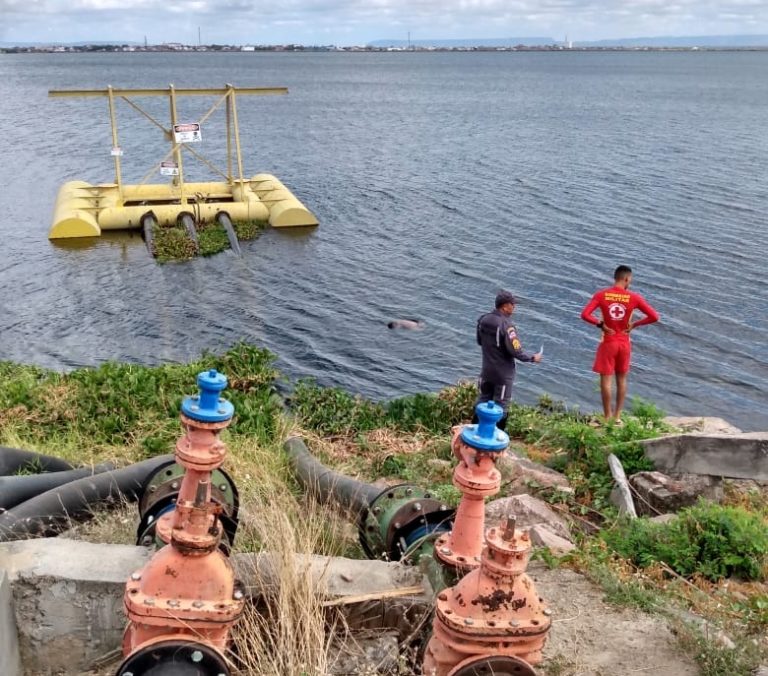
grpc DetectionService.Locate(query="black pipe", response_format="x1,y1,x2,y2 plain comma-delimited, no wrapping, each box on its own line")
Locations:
0,454,173,541
0,462,115,511
0,446,74,476
141,212,156,257
284,436,381,514
180,213,199,253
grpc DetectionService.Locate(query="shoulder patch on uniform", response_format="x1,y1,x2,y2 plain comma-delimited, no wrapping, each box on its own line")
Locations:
506,326,517,339
512,338,522,350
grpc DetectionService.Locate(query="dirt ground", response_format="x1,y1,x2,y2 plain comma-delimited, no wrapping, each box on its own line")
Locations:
532,562,700,676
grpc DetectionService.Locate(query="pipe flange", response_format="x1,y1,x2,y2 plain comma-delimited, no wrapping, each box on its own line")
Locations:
449,655,538,676
433,533,481,572
116,638,230,675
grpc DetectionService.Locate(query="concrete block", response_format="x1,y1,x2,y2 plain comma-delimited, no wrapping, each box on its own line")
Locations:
0,539,150,675
529,524,575,556
0,569,22,676
663,416,742,435
641,433,768,480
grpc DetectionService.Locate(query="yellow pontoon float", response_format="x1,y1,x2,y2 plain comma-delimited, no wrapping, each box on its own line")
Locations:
48,85,318,242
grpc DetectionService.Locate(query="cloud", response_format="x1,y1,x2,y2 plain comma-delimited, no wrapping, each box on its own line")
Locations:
1,0,767,43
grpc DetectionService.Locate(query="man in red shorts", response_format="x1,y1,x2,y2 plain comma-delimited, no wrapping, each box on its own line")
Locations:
581,265,659,423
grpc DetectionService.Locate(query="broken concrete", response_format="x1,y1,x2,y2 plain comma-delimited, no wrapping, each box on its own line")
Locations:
641,432,768,480
497,452,571,495
0,569,22,676
485,494,572,540
329,631,400,674
630,471,723,515
607,453,637,518
0,539,431,675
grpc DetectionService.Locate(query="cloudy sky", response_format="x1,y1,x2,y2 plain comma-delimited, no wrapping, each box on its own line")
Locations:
1,0,767,45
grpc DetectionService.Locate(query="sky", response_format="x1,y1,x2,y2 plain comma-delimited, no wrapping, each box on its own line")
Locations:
1,0,767,45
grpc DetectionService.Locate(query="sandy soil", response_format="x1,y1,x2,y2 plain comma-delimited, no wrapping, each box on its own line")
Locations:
531,562,700,676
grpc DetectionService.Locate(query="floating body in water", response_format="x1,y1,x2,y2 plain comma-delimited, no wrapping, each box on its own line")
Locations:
387,319,425,330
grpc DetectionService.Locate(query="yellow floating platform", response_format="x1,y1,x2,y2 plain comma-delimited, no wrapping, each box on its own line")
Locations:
49,175,318,239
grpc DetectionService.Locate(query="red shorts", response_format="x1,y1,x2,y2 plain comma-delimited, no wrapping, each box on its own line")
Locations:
593,340,631,375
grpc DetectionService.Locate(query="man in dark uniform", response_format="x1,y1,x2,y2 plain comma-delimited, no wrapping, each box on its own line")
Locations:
473,291,542,430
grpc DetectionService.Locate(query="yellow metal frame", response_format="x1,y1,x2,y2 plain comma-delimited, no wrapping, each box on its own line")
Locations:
48,85,288,203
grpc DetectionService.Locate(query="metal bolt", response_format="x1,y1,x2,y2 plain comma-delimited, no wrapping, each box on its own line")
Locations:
171,481,179,490
192,600,204,608
440,504,448,511
168,599,180,608
191,404,199,411
503,515,517,542
233,589,244,600
130,572,141,581
124,672,134,676
191,650,203,663
543,608,553,616
149,485,157,493
218,397,225,403
464,618,474,626
219,484,227,491
441,547,453,556
144,598,155,606
217,408,226,414
405,488,413,496
394,522,401,529
413,502,422,511
474,556,481,562
372,507,381,515
510,620,520,627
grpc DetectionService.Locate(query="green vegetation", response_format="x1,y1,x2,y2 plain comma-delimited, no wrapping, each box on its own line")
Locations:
602,502,768,581
151,219,266,262
2,344,766,674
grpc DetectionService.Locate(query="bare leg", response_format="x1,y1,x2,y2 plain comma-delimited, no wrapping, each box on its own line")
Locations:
600,375,613,419
615,373,628,421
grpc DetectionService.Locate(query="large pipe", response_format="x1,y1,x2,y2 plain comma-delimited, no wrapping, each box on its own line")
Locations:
0,462,115,510
284,435,381,514
180,213,199,253
141,211,156,256
216,212,242,256
0,446,74,476
0,454,173,541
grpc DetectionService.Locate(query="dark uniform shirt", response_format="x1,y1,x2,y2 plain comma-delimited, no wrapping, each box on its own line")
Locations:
476,310,536,383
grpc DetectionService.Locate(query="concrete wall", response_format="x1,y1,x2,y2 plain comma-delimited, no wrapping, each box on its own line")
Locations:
0,569,22,676
642,432,768,480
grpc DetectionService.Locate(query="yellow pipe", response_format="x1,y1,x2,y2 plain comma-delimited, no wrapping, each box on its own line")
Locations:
49,181,101,239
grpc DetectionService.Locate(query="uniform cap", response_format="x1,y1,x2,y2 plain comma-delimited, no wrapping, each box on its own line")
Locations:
495,291,517,308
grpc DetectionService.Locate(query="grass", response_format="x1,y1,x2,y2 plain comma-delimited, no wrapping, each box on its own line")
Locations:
2,344,767,675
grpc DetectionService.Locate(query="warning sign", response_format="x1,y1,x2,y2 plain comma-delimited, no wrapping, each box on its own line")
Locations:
160,161,179,176
173,122,202,143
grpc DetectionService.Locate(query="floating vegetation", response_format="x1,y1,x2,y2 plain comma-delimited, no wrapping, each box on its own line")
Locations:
151,219,267,262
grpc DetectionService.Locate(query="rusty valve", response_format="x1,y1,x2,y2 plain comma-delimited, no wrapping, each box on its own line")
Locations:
423,513,552,676
434,401,509,575
117,370,243,676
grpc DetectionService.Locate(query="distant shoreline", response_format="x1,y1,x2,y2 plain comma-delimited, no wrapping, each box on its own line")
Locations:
3,45,768,55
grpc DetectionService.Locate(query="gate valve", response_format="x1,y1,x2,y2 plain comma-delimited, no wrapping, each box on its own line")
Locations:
424,517,552,676
434,401,509,574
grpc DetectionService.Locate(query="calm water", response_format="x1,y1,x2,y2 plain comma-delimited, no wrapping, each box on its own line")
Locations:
0,51,766,430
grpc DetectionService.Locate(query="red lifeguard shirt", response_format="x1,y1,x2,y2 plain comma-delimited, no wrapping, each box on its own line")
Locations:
581,286,659,340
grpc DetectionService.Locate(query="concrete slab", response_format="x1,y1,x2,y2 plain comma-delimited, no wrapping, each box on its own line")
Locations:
641,432,768,480
0,569,22,676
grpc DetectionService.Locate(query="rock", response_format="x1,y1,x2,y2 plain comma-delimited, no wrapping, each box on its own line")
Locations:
496,452,571,495
649,513,678,525
485,494,571,540
629,471,723,515
607,454,637,518
753,666,768,676
663,416,742,435
641,432,768,480
529,523,576,556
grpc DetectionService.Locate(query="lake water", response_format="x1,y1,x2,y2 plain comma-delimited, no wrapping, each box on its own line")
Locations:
0,51,766,430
